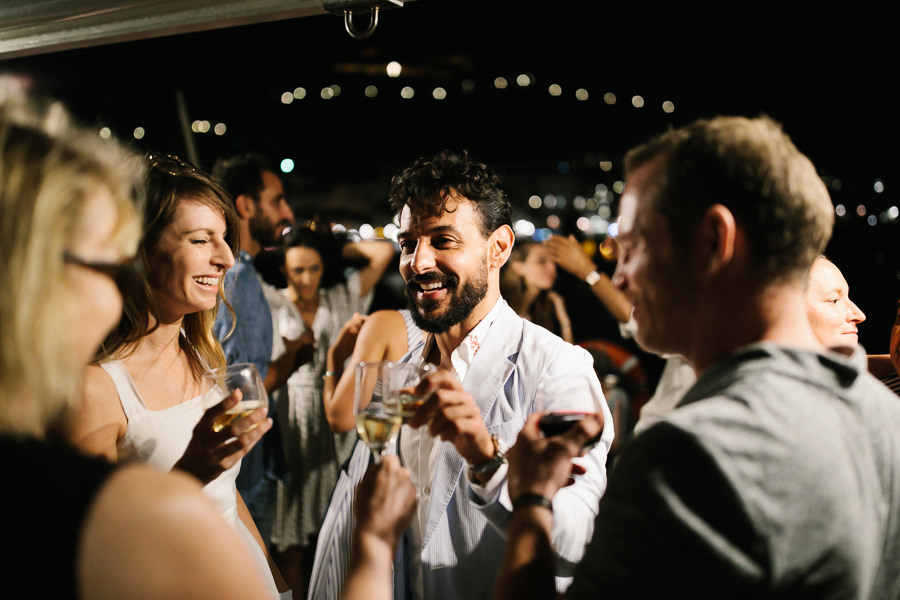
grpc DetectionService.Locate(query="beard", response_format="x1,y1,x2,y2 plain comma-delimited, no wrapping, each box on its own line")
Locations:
248,212,277,248
405,260,489,334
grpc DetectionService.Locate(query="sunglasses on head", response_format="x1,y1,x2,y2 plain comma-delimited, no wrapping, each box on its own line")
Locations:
147,152,199,176
63,252,143,298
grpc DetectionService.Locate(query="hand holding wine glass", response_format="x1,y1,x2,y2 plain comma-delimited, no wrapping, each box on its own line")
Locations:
506,410,604,504
203,362,269,433
354,361,402,463
534,382,605,453
173,362,271,483
383,361,437,423
400,366,499,469
352,455,417,551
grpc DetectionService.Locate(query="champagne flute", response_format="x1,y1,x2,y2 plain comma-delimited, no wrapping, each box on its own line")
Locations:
382,361,437,423
534,380,604,452
354,361,401,463
203,362,268,433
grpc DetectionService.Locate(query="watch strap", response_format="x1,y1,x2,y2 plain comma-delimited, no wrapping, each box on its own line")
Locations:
584,270,602,286
468,433,508,476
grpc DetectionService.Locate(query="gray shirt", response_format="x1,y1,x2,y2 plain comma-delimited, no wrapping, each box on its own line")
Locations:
568,343,900,599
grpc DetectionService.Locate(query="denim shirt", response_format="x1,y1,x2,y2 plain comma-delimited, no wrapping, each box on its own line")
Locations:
213,250,277,490
214,250,273,378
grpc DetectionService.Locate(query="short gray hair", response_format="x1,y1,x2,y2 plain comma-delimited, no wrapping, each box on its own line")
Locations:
625,115,834,285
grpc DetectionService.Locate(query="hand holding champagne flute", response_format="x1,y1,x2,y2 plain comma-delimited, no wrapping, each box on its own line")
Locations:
354,361,402,462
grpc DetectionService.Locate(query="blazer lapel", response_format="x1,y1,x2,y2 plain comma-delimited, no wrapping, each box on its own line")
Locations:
421,302,524,547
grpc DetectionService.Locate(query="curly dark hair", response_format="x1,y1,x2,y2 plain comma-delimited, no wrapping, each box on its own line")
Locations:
388,148,511,236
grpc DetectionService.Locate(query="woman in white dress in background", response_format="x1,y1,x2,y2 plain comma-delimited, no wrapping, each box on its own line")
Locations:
268,226,394,595
65,153,290,598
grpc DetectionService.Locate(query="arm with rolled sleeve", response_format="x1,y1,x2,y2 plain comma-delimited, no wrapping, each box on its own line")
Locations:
467,340,614,578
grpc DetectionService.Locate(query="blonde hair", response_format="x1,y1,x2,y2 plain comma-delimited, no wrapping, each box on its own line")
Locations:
0,82,142,436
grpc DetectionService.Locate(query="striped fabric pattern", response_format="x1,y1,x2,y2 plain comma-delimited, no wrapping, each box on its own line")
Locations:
305,440,371,600
880,372,900,396
307,301,613,600
306,308,422,600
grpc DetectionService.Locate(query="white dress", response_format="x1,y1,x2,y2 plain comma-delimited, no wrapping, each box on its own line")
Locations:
268,272,373,551
102,360,281,599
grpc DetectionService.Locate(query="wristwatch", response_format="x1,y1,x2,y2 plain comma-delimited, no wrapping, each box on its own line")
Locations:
584,270,602,286
468,434,508,480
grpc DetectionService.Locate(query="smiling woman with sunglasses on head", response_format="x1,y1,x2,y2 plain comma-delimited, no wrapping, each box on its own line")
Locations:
64,150,290,597
0,83,274,599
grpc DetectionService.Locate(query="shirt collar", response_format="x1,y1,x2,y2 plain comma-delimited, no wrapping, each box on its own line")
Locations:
449,296,504,380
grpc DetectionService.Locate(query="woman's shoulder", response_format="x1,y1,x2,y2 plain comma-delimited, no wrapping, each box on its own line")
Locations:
355,309,409,350
90,464,209,523
80,465,270,599
82,363,122,406
366,309,407,328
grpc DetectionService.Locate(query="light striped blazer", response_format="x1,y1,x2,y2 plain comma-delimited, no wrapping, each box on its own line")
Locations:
307,300,614,600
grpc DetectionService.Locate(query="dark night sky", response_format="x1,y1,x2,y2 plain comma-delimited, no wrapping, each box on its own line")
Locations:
2,1,897,355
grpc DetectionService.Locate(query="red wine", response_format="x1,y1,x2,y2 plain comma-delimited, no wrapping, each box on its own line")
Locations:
538,411,601,450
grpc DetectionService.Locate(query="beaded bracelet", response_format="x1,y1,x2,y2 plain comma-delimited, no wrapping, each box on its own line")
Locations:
511,493,553,513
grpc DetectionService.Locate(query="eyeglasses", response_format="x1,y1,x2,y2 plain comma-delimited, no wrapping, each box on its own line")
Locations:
147,152,199,176
63,252,143,298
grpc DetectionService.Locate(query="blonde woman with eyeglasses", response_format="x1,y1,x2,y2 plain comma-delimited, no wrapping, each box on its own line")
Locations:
0,82,273,599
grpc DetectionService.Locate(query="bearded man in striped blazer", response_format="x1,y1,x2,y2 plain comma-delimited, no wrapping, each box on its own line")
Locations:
307,149,614,600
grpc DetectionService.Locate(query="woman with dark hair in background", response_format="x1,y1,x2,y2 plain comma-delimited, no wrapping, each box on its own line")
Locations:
269,226,394,596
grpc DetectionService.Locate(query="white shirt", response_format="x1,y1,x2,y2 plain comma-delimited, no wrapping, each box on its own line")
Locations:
400,296,505,600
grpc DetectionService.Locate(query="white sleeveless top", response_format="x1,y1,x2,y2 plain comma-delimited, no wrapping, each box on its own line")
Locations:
102,360,240,520
102,360,284,598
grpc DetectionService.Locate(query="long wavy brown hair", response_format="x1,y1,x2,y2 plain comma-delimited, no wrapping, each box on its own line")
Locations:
93,153,240,379
500,241,563,337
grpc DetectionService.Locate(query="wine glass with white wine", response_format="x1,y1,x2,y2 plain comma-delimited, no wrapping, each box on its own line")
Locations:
203,362,268,434
354,361,402,463
383,361,437,423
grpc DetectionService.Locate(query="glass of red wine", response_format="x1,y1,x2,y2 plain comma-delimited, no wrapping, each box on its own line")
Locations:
535,381,605,453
